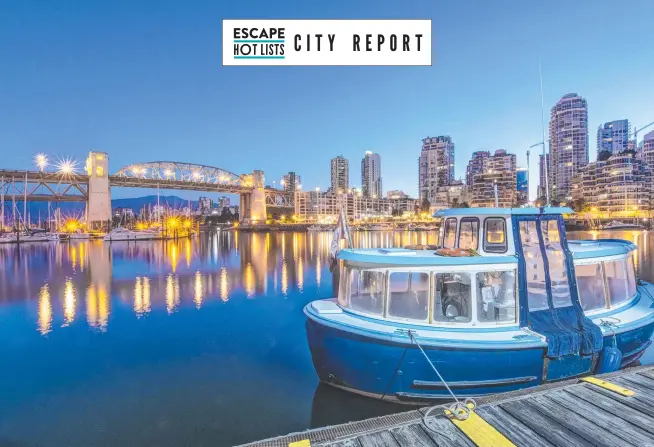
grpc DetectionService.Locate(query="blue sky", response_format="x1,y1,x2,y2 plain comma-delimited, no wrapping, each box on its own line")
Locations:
1,0,653,200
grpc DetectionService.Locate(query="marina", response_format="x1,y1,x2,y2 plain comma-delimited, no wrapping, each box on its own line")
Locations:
0,228,653,446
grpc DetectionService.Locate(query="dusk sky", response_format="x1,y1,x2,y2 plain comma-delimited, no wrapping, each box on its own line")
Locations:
1,0,653,200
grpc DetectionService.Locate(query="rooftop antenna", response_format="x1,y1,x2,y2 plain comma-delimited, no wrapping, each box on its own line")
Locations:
539,58,550,206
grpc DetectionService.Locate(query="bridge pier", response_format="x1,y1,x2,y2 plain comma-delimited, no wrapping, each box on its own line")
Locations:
240,170,266,223
86,151,111,230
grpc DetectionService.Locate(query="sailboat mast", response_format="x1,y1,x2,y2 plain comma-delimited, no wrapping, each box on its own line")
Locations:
23,173,27,231
539,58,550,206
0,176,4,232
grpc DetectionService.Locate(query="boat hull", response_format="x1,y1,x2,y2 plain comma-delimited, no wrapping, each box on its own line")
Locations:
305,316,546,404
306,310,654,404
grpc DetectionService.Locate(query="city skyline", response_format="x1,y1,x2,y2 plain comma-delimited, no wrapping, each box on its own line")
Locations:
1,1,653,201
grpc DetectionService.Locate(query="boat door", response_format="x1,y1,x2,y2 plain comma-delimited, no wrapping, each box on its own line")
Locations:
513,214,602,381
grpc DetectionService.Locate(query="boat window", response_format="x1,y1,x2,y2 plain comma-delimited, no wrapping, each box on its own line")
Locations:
626,256,637,299
519,220,549,311
604,259,629,307
540,220,572,308
388,272,429,321
443,218,457,249
476,270,516,323
484,218,507,253
458,218,479,251
434,273,472,323
349,269,385,315
338,264,349,307
575,263,606,312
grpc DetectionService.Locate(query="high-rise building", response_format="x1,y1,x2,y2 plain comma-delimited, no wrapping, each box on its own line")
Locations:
471,149,517,208
282,171,301,192
642,130,654,169
572,152,652,215
538,153,551,200
516,168,529,205
597,119,631,156
418,136,455,204
466,151,490,187
330,155,349,193
361,151,382,198
198,197,213,215
218,196,231,210
549,93,589,201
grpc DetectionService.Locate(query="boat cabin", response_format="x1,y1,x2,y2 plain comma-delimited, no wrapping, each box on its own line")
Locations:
335,208,640,329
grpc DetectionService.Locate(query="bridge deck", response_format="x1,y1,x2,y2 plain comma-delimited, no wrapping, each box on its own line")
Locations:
242,365,654,447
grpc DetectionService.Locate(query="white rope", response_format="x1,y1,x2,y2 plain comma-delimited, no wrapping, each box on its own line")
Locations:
407,330,476,425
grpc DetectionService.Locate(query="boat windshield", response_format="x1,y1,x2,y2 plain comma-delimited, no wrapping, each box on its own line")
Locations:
574,253,638,313
338,264,517,326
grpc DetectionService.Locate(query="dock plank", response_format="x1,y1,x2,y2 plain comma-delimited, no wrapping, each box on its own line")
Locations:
565,385,654,435
637,369,654,381
242,366,654,447
389,423,438,447
323,440,362,447
547,389,654,446
618,373,654,392
476,405,554,447
420,414,476,447
357,430,400,447
524,394,636,447
499,398,594,447
613,376,654,398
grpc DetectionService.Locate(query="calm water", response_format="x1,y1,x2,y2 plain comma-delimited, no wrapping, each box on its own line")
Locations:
0,229,653,446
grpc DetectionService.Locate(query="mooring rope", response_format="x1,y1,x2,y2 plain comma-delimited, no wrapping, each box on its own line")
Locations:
406,330,476,427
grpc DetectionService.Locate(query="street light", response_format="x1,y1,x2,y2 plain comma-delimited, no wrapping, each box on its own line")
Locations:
34,153,48,172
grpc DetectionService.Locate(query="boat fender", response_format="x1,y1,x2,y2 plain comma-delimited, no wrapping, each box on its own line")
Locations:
596,322,622,374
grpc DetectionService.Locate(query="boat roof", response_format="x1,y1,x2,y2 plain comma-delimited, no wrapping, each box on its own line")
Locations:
338,239,636,266
338,248,517,266
568,239,637,260
433,207,574,218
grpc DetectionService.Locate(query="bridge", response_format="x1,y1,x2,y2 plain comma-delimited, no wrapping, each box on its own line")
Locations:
0,151,293,228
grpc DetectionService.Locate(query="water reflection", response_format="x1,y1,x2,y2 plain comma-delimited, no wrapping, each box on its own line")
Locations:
37,284,52,335
63,279,75,326
2,229,654,337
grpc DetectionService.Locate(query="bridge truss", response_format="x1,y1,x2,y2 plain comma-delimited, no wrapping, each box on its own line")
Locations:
113,162,250,193
0,170,88,202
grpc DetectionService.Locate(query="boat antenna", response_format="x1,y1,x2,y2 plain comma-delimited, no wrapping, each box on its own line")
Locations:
539,58,550,206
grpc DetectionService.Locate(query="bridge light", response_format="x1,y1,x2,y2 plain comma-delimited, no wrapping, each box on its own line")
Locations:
192,171,200,180
57,158,77,175
34,153,48,172
164,169,173,178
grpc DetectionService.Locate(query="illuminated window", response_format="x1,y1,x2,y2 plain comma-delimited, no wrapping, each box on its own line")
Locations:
96,154,104,161
484,218,507,253
96,166,104,176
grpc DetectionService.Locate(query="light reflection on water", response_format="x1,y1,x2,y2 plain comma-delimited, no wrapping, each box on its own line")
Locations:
0,229,652,447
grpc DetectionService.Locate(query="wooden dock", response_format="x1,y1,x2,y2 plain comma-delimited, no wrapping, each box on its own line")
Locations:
243,365,654,447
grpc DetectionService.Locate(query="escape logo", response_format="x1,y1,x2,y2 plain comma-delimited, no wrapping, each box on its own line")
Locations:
223,20,431,66
233,27,286,60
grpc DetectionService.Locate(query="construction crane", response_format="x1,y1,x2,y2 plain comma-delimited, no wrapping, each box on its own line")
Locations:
631,121,654,150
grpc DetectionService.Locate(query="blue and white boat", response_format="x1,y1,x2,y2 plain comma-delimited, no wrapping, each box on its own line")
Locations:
304,207,654,404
